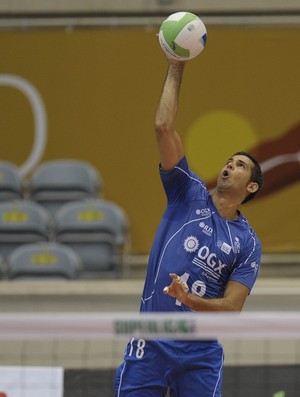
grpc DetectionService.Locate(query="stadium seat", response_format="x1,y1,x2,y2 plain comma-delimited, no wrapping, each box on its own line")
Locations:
0,161,23,201
6,242,83,280
54,199,130,278
0,254,5,279
0,200,52,260
28,159,102,215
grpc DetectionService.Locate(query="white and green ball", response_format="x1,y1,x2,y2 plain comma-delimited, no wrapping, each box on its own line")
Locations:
158,12,207,61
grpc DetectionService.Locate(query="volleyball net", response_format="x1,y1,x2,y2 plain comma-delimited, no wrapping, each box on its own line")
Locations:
0,311,300,397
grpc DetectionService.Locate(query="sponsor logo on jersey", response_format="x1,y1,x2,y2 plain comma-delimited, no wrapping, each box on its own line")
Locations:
183,236,199,253
234,237,241,253
192,245,227,281
195,208,211,217
217,239,232,255
251,261,259,273
221,242,232,254
199,221,213,236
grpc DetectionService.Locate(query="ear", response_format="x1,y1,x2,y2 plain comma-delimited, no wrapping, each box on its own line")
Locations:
246,181,259,194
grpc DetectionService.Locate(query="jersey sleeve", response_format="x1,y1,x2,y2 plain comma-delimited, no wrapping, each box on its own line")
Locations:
229,230,262,293
159,156,207,206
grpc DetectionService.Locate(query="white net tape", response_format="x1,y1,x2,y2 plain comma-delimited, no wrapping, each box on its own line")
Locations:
0,311,300,340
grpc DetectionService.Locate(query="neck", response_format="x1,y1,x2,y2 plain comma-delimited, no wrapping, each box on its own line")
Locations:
212,191,242,220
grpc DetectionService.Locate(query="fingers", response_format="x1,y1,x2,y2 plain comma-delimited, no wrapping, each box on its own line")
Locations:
181,281,189,292
163,286,170,294
163,274,189,295
170,273,181,283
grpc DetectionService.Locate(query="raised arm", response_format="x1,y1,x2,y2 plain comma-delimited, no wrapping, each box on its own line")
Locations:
154,61,186,171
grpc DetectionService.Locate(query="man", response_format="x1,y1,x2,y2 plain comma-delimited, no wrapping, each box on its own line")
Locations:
115,56,263,396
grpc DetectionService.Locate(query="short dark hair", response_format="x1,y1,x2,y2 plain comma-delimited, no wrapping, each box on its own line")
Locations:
233,151,264,204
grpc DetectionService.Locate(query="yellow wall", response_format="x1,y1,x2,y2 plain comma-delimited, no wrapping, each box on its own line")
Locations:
0,26,299,253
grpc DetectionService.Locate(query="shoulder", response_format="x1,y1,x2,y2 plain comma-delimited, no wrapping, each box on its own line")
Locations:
238,214,262,250
160,156,206,186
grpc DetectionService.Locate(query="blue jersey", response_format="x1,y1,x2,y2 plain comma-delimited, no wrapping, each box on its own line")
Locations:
140,156,262,313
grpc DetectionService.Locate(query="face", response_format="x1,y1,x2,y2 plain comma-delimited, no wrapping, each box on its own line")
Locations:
216,155,258,199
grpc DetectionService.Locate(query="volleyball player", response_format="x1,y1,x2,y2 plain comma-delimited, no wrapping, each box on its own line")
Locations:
115,56,263,396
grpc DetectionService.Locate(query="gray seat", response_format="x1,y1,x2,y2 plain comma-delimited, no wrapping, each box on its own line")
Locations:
0,254,5,279
54,199,130,278
0,200,52,260
29,159,102,215
6,242,83,279
0,161,23,201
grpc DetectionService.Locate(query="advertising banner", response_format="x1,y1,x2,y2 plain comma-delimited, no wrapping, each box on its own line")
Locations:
0,366,63,397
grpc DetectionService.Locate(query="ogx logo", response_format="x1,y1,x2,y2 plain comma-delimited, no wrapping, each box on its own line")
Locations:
196,245,226,274
195,208,211,216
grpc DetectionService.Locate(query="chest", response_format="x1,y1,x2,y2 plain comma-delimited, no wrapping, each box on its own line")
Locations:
163,202,243,269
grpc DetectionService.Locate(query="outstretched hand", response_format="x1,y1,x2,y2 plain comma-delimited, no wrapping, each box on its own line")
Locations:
163,273,189,302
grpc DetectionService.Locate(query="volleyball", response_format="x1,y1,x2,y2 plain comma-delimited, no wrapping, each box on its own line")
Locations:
158,12,207,61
